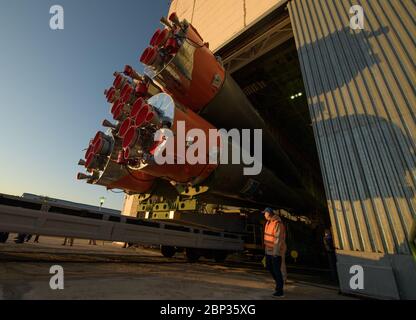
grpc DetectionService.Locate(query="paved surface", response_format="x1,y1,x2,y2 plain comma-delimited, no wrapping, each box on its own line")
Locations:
0,235,354,300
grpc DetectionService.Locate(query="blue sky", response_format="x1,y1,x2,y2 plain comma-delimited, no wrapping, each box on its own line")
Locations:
0,0,170,209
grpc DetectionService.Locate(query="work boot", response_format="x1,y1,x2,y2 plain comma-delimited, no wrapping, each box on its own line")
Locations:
272,291,285,298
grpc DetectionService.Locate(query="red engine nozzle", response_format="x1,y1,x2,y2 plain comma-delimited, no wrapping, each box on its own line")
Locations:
82,131,113,172
92,131,111,156
139,16,225,112
106,87,117,103
140,46,161,66
113,73,128,89
84,152,96,169
150,29,162,46
169,12,180,26
84,144,94,160
113,102,125,121
151,28,169,47
118,117,132,138
122,126,139,150
111,99,122,116
131,98,144,118
120,83,133,102
93,137,111,156
165,37,179,54
135,103,149,127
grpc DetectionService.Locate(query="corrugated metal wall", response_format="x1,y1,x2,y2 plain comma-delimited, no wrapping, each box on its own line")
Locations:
288,0,415,256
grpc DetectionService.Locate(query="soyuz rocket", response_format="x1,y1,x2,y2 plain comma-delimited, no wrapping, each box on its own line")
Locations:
77,13,316,213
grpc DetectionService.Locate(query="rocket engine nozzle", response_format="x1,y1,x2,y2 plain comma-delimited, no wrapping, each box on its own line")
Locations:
102,119,116,129
140,46,163,67
150,28,170,48
134,103,150,127
139,19,225,113
77,172,93,180
123,65,141,81
131,97,145,118
106,87,117,103
82,131,113,172
168,12,181,26
113,72,128,89
118,117,133,138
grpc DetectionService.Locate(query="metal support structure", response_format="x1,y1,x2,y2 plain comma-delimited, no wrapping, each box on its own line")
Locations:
222,17,293,73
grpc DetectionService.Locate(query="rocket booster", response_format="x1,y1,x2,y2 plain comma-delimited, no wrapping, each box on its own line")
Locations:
77,14,315,213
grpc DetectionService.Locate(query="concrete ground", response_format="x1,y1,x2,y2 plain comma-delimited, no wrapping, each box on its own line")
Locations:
0,235,354,300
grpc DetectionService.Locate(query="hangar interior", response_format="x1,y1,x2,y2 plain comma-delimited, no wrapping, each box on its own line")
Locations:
232,37,327,216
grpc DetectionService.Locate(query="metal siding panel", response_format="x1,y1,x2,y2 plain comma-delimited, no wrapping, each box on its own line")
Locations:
288,0,416,259
329,0,399,254
307,0,367,252
289,0,416,299
330,1,411,251
347,0,416,254
288,1,344,250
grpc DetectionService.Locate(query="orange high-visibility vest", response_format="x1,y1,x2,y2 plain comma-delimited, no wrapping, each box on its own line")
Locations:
264,219,286,254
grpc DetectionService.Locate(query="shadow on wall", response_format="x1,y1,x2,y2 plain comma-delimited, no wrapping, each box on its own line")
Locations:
313,106,416,259
292,8,416,299
315,113,415,201
297,25,389,94
296,22,415,204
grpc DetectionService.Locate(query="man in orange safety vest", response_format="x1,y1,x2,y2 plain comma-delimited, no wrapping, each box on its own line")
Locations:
263,207,286,298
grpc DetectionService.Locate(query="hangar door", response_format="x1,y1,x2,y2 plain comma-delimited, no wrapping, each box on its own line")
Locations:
288,0,416,299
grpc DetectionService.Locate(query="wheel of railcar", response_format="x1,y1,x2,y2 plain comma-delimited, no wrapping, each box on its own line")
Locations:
185,248,200,262
160,245,176,258
214,250,228,263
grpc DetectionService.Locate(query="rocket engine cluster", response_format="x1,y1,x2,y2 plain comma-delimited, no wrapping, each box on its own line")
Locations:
77,13,315,213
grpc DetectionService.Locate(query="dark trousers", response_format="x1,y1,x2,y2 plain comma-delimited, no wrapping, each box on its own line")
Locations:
266,255,284,294
327,251,338,283
0,232,9,243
